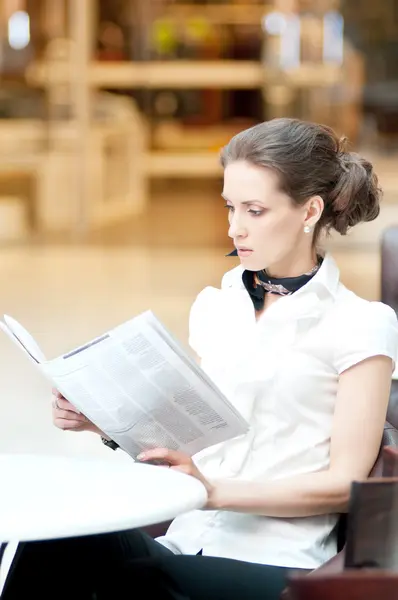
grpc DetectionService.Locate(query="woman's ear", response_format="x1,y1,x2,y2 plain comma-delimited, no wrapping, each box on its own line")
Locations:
304,195,324,229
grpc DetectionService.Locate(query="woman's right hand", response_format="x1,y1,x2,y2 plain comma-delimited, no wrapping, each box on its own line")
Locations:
52,389,102,435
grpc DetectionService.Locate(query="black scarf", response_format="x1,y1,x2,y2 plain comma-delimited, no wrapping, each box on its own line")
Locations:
227,249,322,311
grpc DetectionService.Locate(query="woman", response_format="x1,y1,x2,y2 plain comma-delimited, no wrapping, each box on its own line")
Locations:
4,118,398,599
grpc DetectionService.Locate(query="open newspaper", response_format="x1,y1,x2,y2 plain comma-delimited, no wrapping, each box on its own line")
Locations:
0,311,249,459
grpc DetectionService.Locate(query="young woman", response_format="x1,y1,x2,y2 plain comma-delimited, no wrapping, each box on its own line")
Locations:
4,118,398,600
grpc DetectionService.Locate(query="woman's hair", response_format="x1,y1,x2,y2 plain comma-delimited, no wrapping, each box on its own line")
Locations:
220,118,381,238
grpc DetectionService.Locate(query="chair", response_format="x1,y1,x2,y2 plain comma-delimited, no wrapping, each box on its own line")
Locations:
381,225,398,315
294,420,398,582
281,454,398,598
344,477,398,570
382,445,398,477
288,571,398,600
381,224,398,433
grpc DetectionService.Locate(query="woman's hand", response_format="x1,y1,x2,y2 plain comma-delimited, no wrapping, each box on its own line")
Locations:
137,448,214,504
52,389,103,435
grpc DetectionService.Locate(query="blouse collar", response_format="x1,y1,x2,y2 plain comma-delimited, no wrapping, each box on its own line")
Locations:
223,252,340,302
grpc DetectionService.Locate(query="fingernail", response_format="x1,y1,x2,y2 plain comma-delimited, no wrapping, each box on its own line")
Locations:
137,453,145,460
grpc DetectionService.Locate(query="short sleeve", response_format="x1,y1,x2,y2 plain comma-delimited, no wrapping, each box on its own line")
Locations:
334,301,398,375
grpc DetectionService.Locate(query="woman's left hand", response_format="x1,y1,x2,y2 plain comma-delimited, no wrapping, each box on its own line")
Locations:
137,448,214,505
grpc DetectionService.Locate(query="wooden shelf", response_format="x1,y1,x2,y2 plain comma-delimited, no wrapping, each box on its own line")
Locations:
27,60,343,89
160,3,272,25
152,121,253,151
146,151,222,177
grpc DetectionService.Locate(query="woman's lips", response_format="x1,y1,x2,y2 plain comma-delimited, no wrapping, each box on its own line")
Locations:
237,248,253,258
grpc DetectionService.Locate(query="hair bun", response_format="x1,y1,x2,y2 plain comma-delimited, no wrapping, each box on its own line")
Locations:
329,151,381,235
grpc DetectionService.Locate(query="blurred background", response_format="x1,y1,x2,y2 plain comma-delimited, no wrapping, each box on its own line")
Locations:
0,0,397,458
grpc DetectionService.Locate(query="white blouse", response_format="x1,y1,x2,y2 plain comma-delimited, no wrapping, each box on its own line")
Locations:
157,253,398,569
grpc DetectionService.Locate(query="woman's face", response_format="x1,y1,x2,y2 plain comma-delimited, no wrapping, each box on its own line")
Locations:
223,160,313,272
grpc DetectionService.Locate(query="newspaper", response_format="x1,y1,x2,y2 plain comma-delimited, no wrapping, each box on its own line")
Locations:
0,311,249,459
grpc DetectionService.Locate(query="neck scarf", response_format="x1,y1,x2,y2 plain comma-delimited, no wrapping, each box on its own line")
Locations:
227,249,322,310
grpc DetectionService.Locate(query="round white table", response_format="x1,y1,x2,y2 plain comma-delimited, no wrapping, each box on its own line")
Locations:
0,453,207,594
0,453,207,541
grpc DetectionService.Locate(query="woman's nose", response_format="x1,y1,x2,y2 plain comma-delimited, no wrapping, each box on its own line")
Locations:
228,215,247,239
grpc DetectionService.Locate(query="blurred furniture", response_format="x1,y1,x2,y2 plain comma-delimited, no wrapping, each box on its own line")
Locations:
262,5,364,143
364,81,398,149
288,571,398,600
0,454,207,593
381,225,398,315
23,0,362,211
0,195,29,242
0,91,148,233
381,225,398,379
0,165,38,239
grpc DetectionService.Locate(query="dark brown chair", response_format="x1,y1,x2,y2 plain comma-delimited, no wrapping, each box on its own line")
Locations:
382,446,398,477
288,571,398,600
297,417,398,580
289,477,398,596
381,225,398,316
344,477,398,570
281,466,398,599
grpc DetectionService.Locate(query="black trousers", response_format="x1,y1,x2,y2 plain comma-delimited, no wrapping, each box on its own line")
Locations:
2,529,307,600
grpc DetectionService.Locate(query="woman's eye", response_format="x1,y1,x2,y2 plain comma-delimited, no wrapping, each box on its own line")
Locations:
248,209,263,216
224,204,234,212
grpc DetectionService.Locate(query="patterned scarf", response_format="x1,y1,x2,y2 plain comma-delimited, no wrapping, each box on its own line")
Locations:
227,249,322,310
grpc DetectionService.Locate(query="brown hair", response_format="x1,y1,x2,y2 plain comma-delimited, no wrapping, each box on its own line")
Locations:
220,118,381,238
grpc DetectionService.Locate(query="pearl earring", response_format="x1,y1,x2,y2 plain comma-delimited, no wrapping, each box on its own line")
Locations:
304,225,311,234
